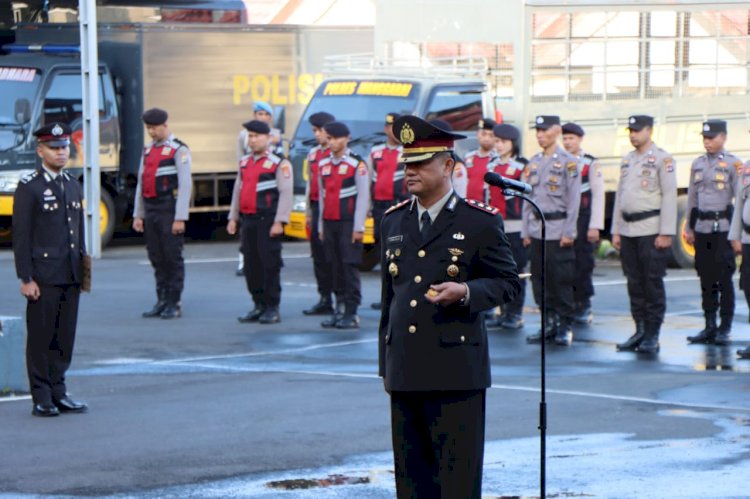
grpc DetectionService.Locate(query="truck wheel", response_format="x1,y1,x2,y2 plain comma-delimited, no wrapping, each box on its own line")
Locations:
669,194,695,269
99,189,116,248
360,243,380,272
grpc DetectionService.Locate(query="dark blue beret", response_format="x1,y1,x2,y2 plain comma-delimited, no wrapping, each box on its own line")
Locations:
142,108,168,125
323,121,350,138
242,120,271,134
308,112,336,128
562,122,585,136
493,123,520,141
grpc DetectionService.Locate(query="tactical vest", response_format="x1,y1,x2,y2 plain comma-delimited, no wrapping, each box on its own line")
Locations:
488,158,525,220
371,144,405,201
465,151,495,202
307,146,330,202
239,153,281,215
321,154,361,221
142,139,185,199
579,154,595,211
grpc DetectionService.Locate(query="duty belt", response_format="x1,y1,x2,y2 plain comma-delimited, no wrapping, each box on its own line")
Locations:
743,223,750,235
533,211,566,221
697,209,729,220
622,209,659,223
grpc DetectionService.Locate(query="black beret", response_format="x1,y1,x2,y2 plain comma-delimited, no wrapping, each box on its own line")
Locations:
308,112,336,128
493,123,520,141
385,112,400,125
142,108,168,125
562,122,585,137
478,118,496,131
394,116,466,164
33,122,72,146
702,119,727,138
533,115,560,130
323,121,350,138
242,120,271,134
627,115,654,131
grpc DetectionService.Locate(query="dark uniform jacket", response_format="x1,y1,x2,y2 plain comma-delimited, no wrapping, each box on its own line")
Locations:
378,194,520,391
13,168,86,286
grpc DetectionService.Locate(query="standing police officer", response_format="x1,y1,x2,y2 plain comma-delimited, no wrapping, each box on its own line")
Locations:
523,115,582,346
318,121,370,329
464,118,497,202
13,123,88,417
612,115,677,354
684,120,739,345
729,150,750,359
303,111,336,316
379,116,520,498
562,122,605,324
132,108,192,319
228,120,293,324
370,112,406,310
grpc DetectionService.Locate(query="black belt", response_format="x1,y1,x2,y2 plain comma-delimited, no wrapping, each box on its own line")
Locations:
537,211,566,221
622,209,659,223
697,209,729,220
743,223,750,235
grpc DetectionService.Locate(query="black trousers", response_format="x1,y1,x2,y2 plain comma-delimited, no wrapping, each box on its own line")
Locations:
323,219,362,307
390,390,486,499
530,238,575,323
740,244,750,310
241,214,283,308
26,284,80,405
620,235,669,327
309,201,332,297
573,210,595,304
504,231,527,315
144,198,184,302
693,232,735,318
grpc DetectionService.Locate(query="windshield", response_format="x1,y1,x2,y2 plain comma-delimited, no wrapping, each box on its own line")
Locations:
0,67,40,125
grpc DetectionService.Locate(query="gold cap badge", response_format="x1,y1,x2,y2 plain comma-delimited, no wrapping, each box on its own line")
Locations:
400,123,415,145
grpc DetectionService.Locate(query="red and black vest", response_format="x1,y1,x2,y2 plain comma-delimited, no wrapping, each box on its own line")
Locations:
465,150,496,202
579,153,595,212
320,152,363,221
239,152,282,215
370,143,406,202
307,146,330,202
141,138,185,199
488,157,526,220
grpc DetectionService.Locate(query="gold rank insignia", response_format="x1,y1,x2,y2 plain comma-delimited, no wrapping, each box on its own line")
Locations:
448,248,464,256
447,264,459,277
567,161,577,169
715,172,725,181
400,123,415,144
549,175,558,184
388,262,399,277
549,185,558,192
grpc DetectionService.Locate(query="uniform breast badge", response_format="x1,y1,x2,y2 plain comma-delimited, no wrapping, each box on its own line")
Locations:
389,262,399,277
447,264,459,278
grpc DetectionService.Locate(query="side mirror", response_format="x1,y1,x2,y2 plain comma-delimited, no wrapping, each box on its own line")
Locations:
273,106,286,134
14,98,31,124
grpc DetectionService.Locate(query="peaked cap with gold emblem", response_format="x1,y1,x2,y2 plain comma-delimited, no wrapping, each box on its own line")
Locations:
393,115,466,164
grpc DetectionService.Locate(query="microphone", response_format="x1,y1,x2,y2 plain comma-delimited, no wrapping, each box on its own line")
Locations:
484,171,532,194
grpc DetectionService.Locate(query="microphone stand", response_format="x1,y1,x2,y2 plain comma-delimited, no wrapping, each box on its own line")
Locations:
505,189,547,499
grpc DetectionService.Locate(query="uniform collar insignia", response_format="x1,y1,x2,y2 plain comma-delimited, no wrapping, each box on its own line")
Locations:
448,248,464,256
409,198,417,212
447,195,458,211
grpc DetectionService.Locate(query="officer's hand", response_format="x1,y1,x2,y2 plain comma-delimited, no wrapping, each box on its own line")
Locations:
560,236,574,248
731,240,742,256
612,234,621,250
522,237,531,247
270,222,284,237
684,230,695,246
227,219,237,236
20,280,40,301
425,281,466,306
352,231,364,243
654,235,672,249
587,229,600,244
132,217,144,233
172,220,186,235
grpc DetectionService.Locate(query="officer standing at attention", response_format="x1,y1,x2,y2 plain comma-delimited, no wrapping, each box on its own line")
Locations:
228,120,293,324
685,120,739,345
561,122,605,324
132,108,192,319
13,123,88,417
464,118,497,202
729,146,750,359
302,111,336,316
486,123,528,330
318,121,370,329
379,116,520,498
370,112,406,310
612,115,677,354
523,115,581,346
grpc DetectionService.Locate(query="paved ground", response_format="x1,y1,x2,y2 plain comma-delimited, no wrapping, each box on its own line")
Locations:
1,236,749,498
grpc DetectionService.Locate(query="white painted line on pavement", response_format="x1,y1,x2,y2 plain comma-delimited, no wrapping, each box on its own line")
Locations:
596,275,699,286
0,394,31,403
138,254,311,265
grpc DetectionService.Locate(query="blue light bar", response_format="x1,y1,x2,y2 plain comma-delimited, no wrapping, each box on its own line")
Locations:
2,44,81,54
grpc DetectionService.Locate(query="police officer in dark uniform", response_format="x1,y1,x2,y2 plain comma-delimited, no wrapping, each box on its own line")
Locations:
132,108,193,319
13,122,88,417
228,120,293,324
303,111,336,316
370,112,406,310
379,116,520,498
685,120,739,345
318,121,370,329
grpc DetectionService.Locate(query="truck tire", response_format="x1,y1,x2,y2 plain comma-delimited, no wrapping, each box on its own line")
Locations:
360,243,380,272
99,189,116,248
669,194,695,269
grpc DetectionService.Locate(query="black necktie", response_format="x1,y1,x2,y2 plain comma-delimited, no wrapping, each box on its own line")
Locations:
420,211,432,241
55,175,64,193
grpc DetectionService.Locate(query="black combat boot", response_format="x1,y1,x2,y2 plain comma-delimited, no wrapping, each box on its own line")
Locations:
526,313,557,343
636,323,660,354
737,345,750,359
500,308,524,330
485,308,504,329
259,306,281,324
303,294,334,316
573,299,593,325
336,303,360,329
714,315,732,346
687,312,717,344
554,318,573,346
238,304,265,323
616,321,646,351
160,290,182,320
142,289,167,318
321,302,345,328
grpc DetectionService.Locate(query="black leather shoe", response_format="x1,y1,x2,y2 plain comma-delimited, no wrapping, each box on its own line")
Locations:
142,300,167,318
687,327,716,344
259,308,281,324
160,304,182,319
573,307,593,325
336,314,360,329
636,336,660,354
32,403,60,417
737,346,750,359
303,298,334,316
53,396,88,413
238,307,264,323
500,313,524,330
485,314,504,329
370,302,382,310
321,314,343,328
714,329,732,346
616,323,646,352
554,323,573,346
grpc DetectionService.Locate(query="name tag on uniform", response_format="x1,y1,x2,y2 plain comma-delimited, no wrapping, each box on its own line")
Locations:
387,235,403,243
338,164,349,175
321,166,331,176
263,160,274,169
162,147,172,155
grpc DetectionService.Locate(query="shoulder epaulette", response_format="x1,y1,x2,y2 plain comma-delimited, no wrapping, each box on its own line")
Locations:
370,143,386,154
515,156,529,165
583,153,597,161
171,137,188,149
267,152,282,164
465,198,499,215
465,150,478,159
384,198,410,216
349,152,366,164
319,157,332,167
19,170,39,184
62,171,73,181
